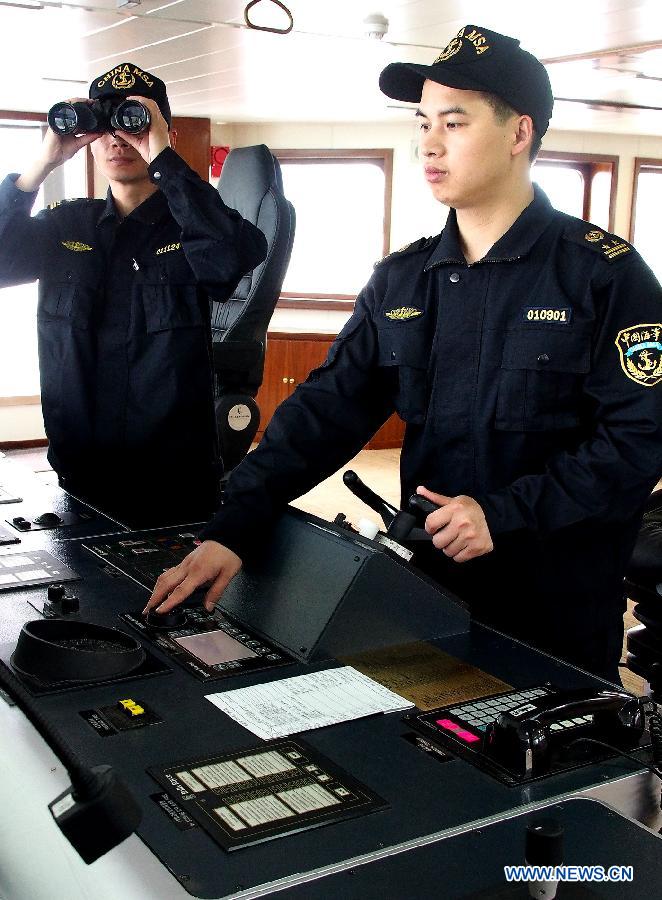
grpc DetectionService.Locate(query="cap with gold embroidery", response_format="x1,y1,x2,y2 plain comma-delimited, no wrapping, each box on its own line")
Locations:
379,25,553,136
89,63,171,127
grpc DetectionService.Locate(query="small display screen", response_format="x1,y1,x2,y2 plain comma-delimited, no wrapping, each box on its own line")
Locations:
174,630,258,666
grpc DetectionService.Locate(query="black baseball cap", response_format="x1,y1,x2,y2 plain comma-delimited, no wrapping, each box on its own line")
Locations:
89,62,172,127
379,25,553,136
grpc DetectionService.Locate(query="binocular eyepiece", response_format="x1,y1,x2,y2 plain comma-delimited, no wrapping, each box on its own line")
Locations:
47,98,151,137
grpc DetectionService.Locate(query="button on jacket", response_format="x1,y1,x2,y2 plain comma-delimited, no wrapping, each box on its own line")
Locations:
200,187,662,672
0,148,267,522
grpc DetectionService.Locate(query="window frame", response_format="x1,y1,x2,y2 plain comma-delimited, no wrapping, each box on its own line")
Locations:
273,148,393,310
0,110,93,404
533,150,619,231
0,109,94,199
629,157,662,244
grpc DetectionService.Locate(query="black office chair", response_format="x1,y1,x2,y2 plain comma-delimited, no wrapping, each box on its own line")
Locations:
624,489,662,699
211,144,295,475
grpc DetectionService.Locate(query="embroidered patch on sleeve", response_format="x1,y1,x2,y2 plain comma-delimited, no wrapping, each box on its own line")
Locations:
384,307,423,322
616,324,662,386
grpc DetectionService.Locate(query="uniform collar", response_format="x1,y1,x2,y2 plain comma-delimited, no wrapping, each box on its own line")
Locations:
424,184,555,270
96,186,169,226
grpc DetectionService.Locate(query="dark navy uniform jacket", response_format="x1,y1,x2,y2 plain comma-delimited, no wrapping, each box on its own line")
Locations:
200,187,662,674
0,148,266,522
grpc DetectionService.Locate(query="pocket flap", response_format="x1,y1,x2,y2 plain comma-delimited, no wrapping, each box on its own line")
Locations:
143,286,203,333
377,326,427,368
40,284,76,318
501,328,591,374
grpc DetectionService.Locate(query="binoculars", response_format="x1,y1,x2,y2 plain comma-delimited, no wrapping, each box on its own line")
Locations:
47,98,151,137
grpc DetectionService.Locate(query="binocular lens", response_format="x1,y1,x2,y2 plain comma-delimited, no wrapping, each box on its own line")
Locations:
111,100,150,135
47,98,151,137
47,102,79,136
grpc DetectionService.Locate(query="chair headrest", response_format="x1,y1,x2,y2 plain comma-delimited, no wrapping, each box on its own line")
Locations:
218,144,284,224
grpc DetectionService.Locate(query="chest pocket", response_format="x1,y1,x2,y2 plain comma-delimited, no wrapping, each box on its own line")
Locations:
496,328,591,431
38,283,92,329
142,255,203,333
377,324,428,424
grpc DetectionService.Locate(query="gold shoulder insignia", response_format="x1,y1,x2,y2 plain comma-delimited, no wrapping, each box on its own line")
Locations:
61,240,93,252
616,324,662,387
565,224,633,263
374,236,434,268
384,307,423,322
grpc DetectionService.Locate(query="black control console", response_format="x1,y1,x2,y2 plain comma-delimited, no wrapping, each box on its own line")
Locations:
0,468,657,899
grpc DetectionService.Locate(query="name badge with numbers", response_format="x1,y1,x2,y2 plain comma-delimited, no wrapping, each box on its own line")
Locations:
522,307,572,325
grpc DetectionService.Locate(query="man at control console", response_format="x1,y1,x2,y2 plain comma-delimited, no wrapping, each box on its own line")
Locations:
145,28,662,682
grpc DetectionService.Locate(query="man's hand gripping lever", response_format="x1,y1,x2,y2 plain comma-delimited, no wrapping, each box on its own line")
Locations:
342,470,438,561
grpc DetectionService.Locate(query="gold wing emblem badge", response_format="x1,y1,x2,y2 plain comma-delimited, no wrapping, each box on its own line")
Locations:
61,241,93,252
384,307,423,322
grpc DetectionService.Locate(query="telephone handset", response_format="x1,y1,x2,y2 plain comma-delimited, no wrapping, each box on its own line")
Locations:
485,688,646,777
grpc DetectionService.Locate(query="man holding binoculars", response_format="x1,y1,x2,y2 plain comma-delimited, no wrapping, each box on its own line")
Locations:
0,63,266,525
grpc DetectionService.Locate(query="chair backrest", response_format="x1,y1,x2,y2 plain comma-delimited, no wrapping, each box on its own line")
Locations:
211,144,295,397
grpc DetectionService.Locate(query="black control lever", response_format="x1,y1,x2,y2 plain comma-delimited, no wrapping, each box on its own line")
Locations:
342,470,399,528
342,471,440,545
407,493,440,519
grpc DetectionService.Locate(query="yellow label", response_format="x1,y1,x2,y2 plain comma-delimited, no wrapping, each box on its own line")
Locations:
155,242,181,255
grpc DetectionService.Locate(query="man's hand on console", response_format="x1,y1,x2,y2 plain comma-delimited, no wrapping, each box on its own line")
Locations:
416,486,494,563
143,541,242,615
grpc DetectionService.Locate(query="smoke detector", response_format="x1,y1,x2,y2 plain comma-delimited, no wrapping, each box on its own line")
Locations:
363,12,389,40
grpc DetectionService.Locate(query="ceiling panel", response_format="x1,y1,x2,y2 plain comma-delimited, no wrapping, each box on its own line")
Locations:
0,0,658,135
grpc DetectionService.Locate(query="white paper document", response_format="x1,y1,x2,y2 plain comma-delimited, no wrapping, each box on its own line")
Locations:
205,666,414,740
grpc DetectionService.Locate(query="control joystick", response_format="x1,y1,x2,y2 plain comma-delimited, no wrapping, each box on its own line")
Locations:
144,608,188,630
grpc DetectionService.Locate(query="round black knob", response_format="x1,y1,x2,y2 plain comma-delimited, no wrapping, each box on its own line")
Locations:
47,584,66,603
61,595,80,614
525,819,564,865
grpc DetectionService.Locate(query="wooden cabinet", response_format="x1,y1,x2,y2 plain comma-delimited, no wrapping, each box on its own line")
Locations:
255,332,405,449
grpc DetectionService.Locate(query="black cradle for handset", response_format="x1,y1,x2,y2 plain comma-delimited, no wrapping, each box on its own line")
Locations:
484,688,646,777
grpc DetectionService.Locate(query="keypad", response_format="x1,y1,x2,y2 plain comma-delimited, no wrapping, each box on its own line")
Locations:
432,687,555,744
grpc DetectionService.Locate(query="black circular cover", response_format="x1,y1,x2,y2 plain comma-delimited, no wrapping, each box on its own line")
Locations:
11,619,145,683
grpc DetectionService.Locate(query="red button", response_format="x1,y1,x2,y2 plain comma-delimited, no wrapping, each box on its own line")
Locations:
456,729,480,743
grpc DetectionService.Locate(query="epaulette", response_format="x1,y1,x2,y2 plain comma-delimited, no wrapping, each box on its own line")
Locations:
374,236,436,268
47,198,90,210
564,224,633,263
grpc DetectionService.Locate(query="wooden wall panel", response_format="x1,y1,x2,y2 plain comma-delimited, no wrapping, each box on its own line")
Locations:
172,116,211,181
